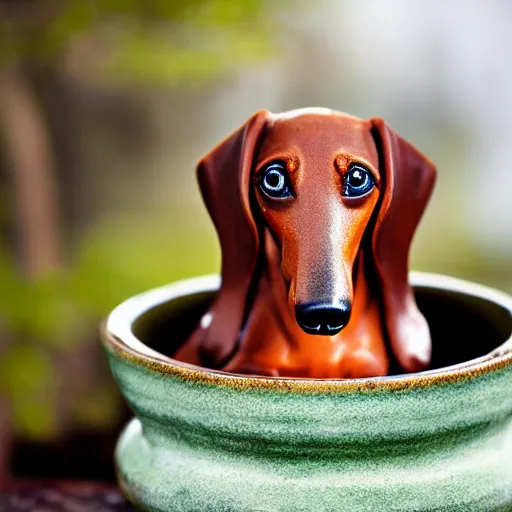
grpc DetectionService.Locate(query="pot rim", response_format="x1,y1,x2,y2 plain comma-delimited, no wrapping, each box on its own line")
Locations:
102,272,512,392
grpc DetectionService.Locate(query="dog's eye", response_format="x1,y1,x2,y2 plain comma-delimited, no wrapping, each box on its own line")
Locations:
343,165,375,198
259,162,292,199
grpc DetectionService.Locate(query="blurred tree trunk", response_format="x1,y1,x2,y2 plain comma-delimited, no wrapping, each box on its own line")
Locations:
28,63,88,243
0,66,63,476
0,66,62,279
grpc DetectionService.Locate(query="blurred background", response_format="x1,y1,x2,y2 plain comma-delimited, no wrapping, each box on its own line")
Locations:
0,0,511,482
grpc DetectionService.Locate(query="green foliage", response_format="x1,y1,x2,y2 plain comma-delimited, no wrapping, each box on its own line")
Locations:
70,214,219,315
0,214,219,340
0,214,220,438
102,26,274,85
0,0,277,84
0,345,57,438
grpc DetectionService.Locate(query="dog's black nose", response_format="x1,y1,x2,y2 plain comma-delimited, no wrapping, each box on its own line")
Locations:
295,301,351,336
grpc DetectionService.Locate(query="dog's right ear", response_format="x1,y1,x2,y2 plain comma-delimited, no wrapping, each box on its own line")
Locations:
369,118,437,373
196,110,271,366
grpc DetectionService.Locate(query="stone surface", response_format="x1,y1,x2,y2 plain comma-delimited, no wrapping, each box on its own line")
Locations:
0,481,134,512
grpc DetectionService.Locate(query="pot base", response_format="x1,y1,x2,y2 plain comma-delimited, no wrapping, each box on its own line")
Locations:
117,417,512,512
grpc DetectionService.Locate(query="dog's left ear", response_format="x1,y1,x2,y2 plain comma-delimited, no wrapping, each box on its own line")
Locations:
195,110,271,366
369,118,437,373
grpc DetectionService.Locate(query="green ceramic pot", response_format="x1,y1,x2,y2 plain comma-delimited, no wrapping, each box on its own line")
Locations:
102,273,512,512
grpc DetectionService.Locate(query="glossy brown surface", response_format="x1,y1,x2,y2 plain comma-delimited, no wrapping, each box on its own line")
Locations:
174,108,436,378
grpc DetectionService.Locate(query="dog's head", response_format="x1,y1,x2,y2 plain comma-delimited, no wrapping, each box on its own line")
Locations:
197,108,436,372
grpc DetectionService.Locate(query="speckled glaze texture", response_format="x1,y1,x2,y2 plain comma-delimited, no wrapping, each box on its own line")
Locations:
103,273,512,512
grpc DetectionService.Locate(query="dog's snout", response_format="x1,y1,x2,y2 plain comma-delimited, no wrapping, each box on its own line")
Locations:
295,301,351,336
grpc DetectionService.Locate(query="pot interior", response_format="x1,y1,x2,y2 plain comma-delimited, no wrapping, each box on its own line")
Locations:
131,283,512,375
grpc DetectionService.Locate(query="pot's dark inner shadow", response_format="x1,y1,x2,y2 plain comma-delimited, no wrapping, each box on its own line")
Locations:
132,286,512,375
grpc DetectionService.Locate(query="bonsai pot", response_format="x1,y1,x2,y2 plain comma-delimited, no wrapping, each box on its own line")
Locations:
102,273,512,512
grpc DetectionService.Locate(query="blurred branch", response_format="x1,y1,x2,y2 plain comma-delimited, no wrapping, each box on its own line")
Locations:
0,67,62,279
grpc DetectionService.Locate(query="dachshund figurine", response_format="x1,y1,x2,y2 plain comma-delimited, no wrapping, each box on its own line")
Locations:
174,108,437,378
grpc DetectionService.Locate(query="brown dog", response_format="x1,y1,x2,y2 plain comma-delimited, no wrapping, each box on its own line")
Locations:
175,108,436,378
